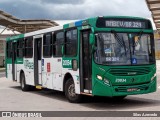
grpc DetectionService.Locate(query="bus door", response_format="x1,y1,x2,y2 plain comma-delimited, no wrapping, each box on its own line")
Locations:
34,36,42,85
12,42,17,81
80,30,92,91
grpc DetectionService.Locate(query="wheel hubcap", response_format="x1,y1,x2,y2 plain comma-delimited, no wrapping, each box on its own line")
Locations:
68,84,76,97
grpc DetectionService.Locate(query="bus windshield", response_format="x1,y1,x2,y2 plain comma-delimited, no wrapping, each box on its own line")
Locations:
94,32,155,65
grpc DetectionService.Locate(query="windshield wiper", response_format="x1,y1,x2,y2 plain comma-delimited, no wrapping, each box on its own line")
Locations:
111,30,127,56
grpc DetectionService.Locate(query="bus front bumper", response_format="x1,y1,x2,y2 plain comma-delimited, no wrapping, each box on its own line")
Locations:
92,78,156,97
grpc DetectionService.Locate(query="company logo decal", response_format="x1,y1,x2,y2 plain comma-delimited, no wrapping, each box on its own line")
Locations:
24,60,33,69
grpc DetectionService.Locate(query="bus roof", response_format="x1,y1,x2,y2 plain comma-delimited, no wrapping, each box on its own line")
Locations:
63,16,149,29
6,25,63,41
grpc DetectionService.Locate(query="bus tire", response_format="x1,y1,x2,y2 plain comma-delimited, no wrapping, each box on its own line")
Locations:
20,73,30,91
65,78,82,103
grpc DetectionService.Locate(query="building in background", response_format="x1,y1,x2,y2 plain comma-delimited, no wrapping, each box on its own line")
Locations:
154,31,160,59
0,27,17,67
146,0,160,59
0,10,58,67
0,35,5,66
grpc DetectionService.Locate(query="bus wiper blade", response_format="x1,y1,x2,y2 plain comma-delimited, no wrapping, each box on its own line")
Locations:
121,35,127,56
111,30,123,47
111,30,127,56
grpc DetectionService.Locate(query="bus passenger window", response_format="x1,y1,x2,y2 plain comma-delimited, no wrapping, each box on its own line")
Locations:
53,31,64,57
24,37,33,58
17,39,24,58
65,29,77,56
43,33,52,57
7,41,12,58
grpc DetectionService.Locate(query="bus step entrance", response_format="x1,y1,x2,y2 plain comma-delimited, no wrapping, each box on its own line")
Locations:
36,86,42,89
80,92,92,96
84,78,91,90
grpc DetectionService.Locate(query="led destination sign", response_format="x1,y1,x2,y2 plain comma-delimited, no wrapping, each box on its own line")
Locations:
96,18,151,29
105,20,145,28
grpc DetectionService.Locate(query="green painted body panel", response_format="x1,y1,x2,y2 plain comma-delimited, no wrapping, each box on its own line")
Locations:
6,34,24,41
93,77,156,96
62,57,73,68
16,58,23,64
62,27,82,69
63,24,70,29
6,58,12,64
6,58,23,64
5,34,24,78
92,62,156,96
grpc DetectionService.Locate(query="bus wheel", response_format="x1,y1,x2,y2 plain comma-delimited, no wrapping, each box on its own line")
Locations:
65,78,82,103
20,73,30,91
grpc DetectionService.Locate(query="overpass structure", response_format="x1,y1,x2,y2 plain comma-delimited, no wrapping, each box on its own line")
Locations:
146,0,160,59
146,0,160,30
0,10,59,66
0,10,58,34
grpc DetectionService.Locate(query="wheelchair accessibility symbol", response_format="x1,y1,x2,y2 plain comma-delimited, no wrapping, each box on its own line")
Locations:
132,58,137,64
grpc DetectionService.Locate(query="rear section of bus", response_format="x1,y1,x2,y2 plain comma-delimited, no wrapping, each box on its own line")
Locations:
5,34,24,81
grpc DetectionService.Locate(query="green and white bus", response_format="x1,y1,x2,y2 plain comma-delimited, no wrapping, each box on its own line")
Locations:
6,16,156,103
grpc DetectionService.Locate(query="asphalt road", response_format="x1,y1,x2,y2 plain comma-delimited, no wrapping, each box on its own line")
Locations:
0,61,160,120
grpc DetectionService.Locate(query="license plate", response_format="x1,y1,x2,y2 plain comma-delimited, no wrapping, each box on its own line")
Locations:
127,88,138,92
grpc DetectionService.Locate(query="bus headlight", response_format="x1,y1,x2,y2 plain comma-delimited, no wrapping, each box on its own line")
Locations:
97,75,103,80
151,73,156,81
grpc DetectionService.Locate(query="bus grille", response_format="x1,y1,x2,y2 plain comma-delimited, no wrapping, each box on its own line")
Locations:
109,67,151,76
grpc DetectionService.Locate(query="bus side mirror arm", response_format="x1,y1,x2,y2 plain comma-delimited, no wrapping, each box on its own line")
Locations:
89,33,95,45
89,33,96,54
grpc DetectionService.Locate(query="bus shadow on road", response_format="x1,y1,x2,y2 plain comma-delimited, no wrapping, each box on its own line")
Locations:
80,96,160,110
10,86,67,102
11,86,160,110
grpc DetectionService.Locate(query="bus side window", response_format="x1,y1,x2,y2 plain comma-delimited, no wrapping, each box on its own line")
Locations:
43,33,52,57
24,37,33,58
17,39,24,58
53,31,64,57
65,29,77,56
7,41,12,58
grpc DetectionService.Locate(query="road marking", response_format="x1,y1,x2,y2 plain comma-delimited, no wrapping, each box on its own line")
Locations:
158,86,160,89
